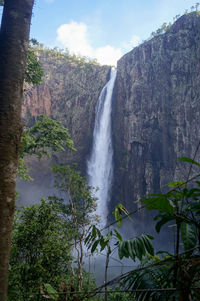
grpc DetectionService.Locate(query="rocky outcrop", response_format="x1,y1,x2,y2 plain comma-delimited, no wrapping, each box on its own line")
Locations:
111,13,200,210
19,52,110,205
23,52,110,172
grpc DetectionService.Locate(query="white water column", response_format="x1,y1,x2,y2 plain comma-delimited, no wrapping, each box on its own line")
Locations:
87,68,117,226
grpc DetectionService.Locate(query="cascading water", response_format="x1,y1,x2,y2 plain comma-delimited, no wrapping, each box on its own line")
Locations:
87,68,117,227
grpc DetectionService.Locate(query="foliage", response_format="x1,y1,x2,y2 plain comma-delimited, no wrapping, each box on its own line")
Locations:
18,115,75,181
53,164,97,230
25,39,44,85
9,163,100,300
21,115,75,159
140,162,200,255
85,225,115,255
40,273,99,301
86,201,154,261
52,164,98,291
33,43,100,68
122,255,175,301
86,202,154,301
86,224,154,262
17,158,33,181
107,287,135,300
112,203,130,228
119,157,200,300
150,22,172,38
0,0,4,6
118,234,154,261
8,198,73,300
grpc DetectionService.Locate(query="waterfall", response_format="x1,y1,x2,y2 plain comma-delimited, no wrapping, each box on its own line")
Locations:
87,68,117,226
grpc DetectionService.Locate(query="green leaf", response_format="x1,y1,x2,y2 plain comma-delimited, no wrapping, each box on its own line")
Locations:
180,222,197,252
118,242,124,260
118,241,129,259
114,229,122,242
178,157,200,168
142,234,154,256
155,214,174,233
100,238,109,251
112,204,130,228
190,201,200,213
18,158,33,181
168,181,185,188
85,233,92,245
91,240,99,253
104,231,113,242
132,238,144,260
123,241,130,258
127,240,136,260
43,283,58,300
141,195,174,214
118,203,129,215
113,206,122,227
92,225,97,239
145,234,154,240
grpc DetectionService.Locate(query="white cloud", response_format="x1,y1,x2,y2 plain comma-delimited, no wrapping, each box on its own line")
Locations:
123,35,141,51
56,21,142,66
95,45,122,66
57,21,93,58
57,21,122,66
130,35,141,48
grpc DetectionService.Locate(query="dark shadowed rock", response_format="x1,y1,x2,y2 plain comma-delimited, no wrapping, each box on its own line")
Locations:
111,13,200,211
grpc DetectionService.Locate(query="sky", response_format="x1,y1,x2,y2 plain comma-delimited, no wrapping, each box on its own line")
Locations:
1,0,199,65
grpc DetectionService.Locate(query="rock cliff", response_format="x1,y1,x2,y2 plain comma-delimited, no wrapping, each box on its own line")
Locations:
20,50,110,204
23,50,110,170
111,13,200,210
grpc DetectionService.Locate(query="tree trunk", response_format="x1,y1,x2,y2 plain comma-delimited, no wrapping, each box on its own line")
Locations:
0,0,34,299
104,245,110,301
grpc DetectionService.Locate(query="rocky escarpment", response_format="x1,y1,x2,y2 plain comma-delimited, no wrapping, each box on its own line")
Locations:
19,51,110,204
23,51,110,171
111,13,200,211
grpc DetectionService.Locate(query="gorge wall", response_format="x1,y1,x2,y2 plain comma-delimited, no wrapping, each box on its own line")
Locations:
112,12,200,210
23,51,110,170
20,51,110,203
21,13,200,211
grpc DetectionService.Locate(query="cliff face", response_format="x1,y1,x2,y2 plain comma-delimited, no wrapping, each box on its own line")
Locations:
23,52,110,172
112,13,200,210
19,52,110,205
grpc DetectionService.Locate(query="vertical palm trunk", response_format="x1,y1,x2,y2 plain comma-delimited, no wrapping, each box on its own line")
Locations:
0,1,34,299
